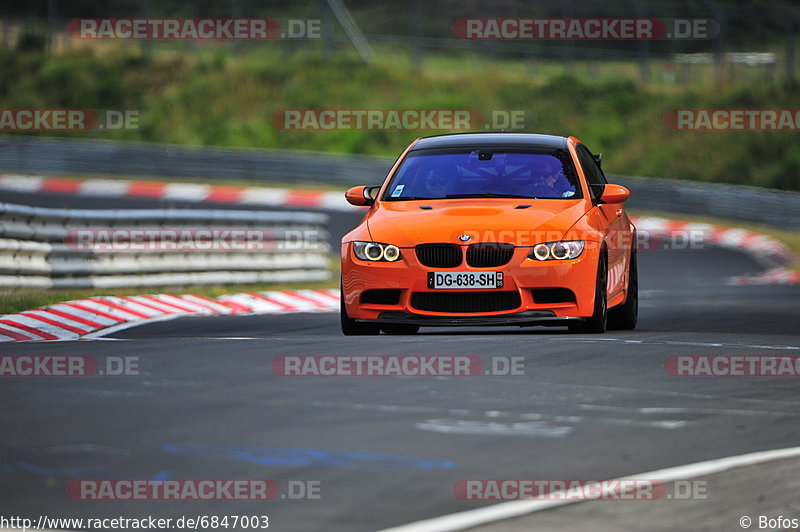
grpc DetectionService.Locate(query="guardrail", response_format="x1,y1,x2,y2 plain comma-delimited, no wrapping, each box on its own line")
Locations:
0,136,392,187
0,202,331,288
608,174,800,229
2,136,799,228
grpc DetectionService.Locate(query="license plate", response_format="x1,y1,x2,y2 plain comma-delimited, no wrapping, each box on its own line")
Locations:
428,272,503,289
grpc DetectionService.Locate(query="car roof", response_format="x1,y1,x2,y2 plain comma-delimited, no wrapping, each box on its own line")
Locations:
411,133,569,151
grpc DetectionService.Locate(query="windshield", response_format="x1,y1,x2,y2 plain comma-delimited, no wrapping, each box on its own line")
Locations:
382,149,581,201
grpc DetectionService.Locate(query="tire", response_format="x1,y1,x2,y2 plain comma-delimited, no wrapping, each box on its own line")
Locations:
608,248,638,330
340,288,380,336
569,252,608,334
380,324,420,335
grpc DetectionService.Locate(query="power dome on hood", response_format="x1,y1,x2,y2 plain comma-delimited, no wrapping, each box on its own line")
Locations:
365,199,587,247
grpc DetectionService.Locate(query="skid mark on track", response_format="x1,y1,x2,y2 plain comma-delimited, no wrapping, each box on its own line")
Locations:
256,390,800,438
416,419,572,438
578,404,800,418
40,444,130,456
259,399,692,434
14,461,108,477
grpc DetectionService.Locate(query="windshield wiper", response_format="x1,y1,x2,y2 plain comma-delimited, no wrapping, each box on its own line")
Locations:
444,193,534,199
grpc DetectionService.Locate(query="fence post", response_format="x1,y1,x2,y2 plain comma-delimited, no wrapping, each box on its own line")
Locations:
47,0,58,53
702,0,725,86
560,0,576,75
785,2,797,83
320,0,334,58
410,0,424,72
231,0,243,56
635,0,651,83
139,0,152,57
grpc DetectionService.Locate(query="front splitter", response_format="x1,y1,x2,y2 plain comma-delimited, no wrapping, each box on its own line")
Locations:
360,310,584,327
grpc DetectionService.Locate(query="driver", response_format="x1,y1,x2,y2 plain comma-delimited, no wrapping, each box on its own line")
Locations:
523,159,574,198
420,166,449,197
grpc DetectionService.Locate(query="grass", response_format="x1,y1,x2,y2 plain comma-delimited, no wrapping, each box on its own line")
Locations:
20,170,349,191
0,279,339,316
1,44,799,190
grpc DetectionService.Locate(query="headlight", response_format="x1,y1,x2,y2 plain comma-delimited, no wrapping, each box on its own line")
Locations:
383,244,401,262
528,241,585,261
353,241,403,262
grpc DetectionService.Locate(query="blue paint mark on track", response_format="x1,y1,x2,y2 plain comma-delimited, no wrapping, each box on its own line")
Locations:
163,444,453,470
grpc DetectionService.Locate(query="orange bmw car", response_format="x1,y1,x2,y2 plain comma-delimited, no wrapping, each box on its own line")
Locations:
340,133,637,335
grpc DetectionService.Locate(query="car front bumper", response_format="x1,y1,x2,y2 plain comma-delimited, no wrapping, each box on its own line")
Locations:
341,242,601,325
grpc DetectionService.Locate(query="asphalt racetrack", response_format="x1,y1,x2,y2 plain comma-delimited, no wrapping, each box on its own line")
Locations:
1,191,799,531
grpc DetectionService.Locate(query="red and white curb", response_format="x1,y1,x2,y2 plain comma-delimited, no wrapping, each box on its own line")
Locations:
0,289,338,342
631,216,798,285
0,217,795,342
726,267,800,286
0,174,356,211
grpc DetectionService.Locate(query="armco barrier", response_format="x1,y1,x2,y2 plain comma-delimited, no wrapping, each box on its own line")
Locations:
0,136,392,187
0,202,331,288
609,174,800,230
1,136,798,228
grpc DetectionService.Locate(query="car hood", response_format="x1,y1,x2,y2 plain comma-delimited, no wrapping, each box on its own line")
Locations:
366,199,588,247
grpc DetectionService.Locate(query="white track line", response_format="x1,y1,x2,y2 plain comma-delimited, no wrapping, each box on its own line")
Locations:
558,337,800,351
378,444,800,532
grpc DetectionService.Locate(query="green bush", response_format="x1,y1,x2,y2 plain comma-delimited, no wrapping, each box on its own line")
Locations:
0,46,797,190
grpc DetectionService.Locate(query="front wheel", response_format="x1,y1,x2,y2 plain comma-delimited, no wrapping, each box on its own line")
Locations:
569,252,608,334
608,248,638,330
340,289,380,336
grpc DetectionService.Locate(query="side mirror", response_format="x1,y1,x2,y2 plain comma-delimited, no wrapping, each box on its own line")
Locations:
593,153,603,168
345,185,377,206
599,184,630,204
